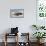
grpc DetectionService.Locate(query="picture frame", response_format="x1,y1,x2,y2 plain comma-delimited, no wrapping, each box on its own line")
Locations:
10,9,24,18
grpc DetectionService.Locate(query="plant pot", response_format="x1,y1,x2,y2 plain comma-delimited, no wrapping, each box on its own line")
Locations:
37,39,45,44
40,38,45,43
37,39,40,43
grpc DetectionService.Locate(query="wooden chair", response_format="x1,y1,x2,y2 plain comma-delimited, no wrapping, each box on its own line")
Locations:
20,33,30,46
4,33,18,46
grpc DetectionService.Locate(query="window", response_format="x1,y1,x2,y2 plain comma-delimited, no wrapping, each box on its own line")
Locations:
37,0,46,18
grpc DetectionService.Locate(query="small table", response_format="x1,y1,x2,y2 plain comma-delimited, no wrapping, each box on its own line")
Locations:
4,33,18,46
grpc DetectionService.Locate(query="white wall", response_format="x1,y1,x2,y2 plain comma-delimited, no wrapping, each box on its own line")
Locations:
0,0,36,42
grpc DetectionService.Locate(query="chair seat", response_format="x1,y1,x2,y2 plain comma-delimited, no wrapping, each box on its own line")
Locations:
6,33,17,36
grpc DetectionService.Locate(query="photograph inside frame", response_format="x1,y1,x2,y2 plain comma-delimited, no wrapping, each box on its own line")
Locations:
10,9,24,18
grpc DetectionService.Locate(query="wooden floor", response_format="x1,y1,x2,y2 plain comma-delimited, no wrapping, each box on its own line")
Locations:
0,42,46,46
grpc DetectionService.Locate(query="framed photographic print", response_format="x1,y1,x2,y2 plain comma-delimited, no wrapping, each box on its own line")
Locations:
10,9,24,18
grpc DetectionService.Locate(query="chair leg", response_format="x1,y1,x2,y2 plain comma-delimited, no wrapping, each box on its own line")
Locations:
4,33,7,46
15,34,18,46
4,41,7,46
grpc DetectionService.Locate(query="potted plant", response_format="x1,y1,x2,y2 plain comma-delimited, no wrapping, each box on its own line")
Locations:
33,32,46,43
